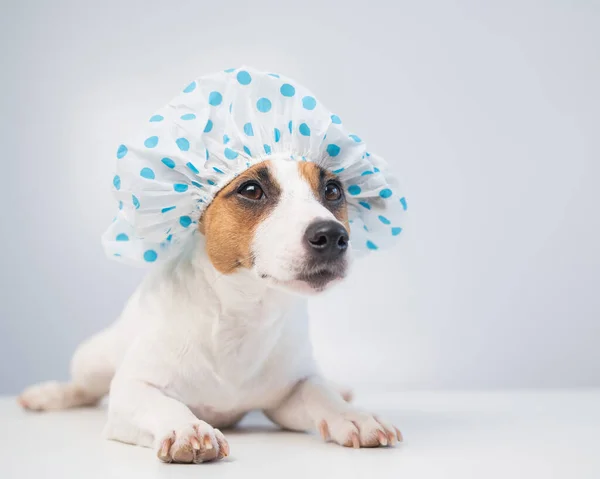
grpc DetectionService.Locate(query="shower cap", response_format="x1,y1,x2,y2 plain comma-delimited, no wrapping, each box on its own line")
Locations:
103,66,408,266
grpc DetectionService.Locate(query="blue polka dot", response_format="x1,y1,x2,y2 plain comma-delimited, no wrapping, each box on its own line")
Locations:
113,175,121,190
243,123,254,136
224,148,238,160
392,227,403,236
302,96,317,110
333,167,345,174
361,170,373,176
209,91,222,106
299,123,311,136
204,119,213,133
191,181,202,189
243,145,251,156
144,250,158,262
183,81,196,93
366,152,371,157
176,138,190,151
118,201,123,210
364,225,369,232
166,234,173,241
213,167,224,174
359,201,371,210
223,134,230,144
181,113,196,121
205,149,209,160
379,188,393,199
229,103,233,113
132,195,140,209
224,68,236,73
116,144,127,159
116,233,129,241
373,166,380,173
349,134,362,143
400,197,408,210
366,240,378,250
140,167,155,179
256,97,272,112
326,144,341,157
288,120,293,134
331,114,342,124
149,114,164,122
348,184,361,195
174,184,188,192
186,162,199,174
161,157,175,169
378,215,391,225
207,179,216,185
268,73,280,78
161,206,176,213
179,215,192,228
144,136,159,148
264,144,272,154
280,83,295,97
274,128,281,142
236,70,252,85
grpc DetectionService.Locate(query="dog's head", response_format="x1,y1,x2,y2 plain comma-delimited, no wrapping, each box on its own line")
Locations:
200,159,351,294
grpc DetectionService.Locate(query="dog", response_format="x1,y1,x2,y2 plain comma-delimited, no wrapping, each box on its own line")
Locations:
19,157,401,463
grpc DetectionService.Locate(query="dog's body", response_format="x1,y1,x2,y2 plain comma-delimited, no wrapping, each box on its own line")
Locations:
20,159,400,463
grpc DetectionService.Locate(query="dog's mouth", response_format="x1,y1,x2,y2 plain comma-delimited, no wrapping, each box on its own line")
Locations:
260,261,347,294
296,265,345,290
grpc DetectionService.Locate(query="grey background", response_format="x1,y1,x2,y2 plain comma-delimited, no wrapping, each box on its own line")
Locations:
1,0,598,394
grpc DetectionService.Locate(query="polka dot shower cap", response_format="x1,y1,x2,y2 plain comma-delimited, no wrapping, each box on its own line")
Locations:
103,66,408,265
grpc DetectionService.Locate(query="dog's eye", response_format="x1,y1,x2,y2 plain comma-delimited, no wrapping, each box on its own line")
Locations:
324,181,342,201
238,182,264,200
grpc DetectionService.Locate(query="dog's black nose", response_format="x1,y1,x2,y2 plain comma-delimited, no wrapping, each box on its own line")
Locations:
304,220,349,258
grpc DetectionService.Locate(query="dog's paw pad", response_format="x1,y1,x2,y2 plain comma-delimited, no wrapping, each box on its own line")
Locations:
318,412,401,448
156,422,229,464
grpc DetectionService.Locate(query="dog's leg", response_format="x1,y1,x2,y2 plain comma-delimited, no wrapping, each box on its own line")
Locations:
106,380,229,463
18,329,116,411
328,380,354,403
265,376,402,448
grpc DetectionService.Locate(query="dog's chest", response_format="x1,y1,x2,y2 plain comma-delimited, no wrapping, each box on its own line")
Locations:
163,298,308,416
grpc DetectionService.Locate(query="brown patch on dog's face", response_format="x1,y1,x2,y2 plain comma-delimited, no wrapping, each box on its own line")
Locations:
297,162,349,231
200,161,281,274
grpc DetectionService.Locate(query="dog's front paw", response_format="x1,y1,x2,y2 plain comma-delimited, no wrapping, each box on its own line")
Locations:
156,422,229,463
317,411,402,448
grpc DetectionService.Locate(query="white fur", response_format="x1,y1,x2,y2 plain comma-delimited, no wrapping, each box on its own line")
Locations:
19,159,400,462
253,159,346,286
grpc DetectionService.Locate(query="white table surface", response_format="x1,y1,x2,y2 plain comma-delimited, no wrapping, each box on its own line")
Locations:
1,389,599,479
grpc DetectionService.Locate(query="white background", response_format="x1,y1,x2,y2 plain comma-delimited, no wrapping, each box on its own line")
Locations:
1,0,598,394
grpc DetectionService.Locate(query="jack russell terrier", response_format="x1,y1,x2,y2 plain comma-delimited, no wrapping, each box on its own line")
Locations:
19,159,401,463
19,65,406,463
